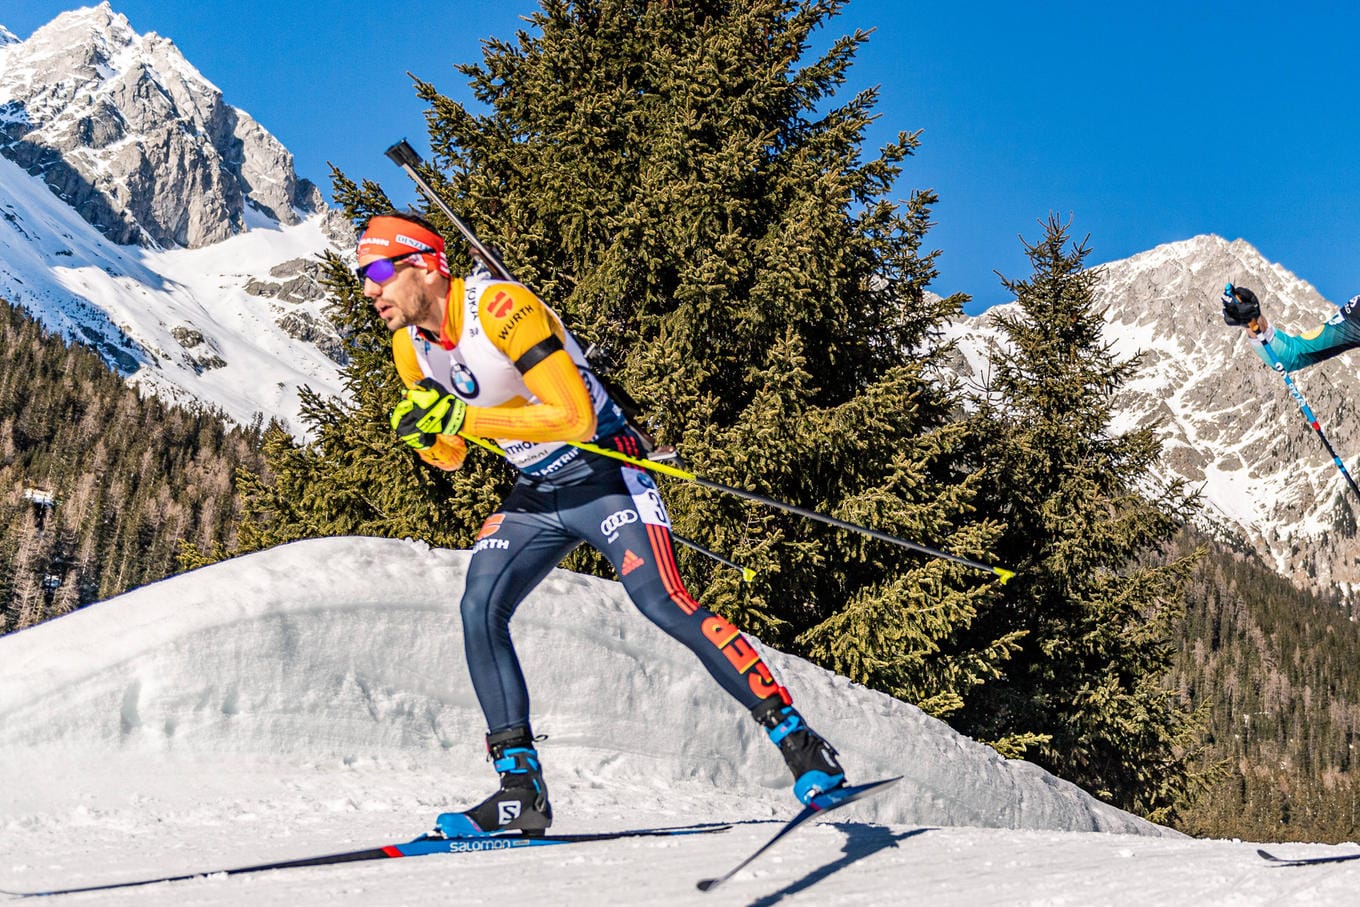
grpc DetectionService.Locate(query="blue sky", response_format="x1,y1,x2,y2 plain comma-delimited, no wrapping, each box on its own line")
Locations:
4,0,1357,313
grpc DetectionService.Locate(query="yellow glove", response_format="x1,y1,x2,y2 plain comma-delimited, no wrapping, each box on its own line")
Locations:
391,378,467,450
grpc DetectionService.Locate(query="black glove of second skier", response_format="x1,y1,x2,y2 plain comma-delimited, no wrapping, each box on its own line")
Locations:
1222,284,1262,326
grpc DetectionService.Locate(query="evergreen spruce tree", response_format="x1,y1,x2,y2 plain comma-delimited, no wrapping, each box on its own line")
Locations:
956,216,1205,820
414,0,1017,690
239,0,1018,713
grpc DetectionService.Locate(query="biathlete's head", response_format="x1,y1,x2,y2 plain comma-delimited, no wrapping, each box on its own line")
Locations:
356,212,451,333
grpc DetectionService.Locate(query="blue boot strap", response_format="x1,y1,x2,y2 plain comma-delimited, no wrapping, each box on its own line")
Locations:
494,747,540,774
766,712,804,745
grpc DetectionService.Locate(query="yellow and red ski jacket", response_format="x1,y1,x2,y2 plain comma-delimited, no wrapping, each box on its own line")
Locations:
392,267,629,478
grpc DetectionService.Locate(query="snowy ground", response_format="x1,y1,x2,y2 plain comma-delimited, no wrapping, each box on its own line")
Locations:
2,537,1358,905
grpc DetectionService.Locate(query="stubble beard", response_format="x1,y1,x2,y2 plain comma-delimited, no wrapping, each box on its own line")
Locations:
379,278,441,333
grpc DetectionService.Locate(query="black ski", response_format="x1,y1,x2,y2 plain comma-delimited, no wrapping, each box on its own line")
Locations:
1257,847,1360,866
0,824,731,898
697,776,901,892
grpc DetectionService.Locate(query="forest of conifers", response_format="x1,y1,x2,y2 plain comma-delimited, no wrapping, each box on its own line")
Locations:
0,299,265,631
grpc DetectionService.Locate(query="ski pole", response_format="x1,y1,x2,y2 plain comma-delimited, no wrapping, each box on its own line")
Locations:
1229,283,1360,504
1259,344,1360,502
386,139,1013,584
562,441,1015,583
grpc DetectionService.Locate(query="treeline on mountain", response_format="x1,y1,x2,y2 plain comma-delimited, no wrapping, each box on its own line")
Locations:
231,1,1199,823
1171,535,1360,842
0,297,266,633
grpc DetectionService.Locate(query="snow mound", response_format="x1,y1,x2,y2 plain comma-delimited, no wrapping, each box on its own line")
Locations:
0,536,1165,837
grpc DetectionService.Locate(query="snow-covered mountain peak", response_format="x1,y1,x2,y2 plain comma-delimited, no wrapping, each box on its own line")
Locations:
0,5,355,435
27,2,137,52
3,5,149,114
0,3,322,249
1097,234,1331,331
0,150,350,432
948,234,1360,599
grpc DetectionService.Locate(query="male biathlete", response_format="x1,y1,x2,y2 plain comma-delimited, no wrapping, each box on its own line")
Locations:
357,212,846,837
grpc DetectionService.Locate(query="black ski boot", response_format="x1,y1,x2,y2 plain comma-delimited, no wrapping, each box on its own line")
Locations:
435,727,552,837
752,696,846,805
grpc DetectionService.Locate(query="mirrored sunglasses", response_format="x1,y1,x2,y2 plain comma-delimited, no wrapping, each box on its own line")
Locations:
356,247,434,284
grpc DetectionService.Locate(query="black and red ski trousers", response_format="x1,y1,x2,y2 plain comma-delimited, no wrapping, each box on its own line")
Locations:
459,457,789,733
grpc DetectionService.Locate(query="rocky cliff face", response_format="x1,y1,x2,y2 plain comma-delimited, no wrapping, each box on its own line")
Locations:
947,236,1360,600
0,3,323,249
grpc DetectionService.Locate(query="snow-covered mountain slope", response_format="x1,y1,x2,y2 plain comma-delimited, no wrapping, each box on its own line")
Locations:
0,152,347,430
4,537,1356,905
0,5,351,432
0,3,322,248
946,235,1360,599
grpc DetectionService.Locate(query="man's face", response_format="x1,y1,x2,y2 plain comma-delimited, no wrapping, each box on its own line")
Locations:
360,254,438,332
